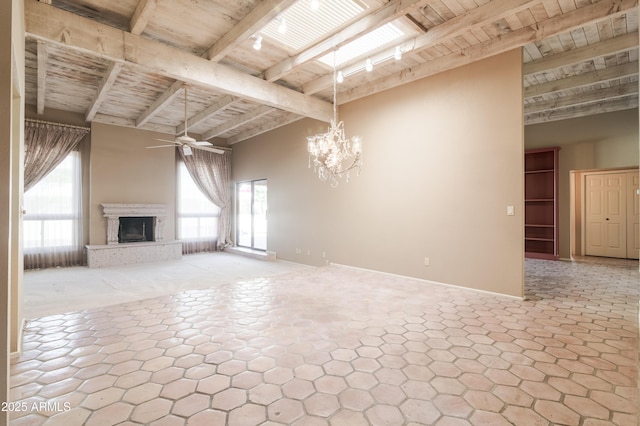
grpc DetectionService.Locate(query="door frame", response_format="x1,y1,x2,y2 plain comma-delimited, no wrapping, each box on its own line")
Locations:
570,167,639,258
235,178,267,251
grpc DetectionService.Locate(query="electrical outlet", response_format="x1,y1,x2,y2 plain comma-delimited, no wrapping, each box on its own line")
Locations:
296,248,301,254
424,257,430,266
322,251,326,258
307,249,311,255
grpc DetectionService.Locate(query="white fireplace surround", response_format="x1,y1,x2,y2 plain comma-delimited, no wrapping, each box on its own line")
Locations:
86,203,181,268
102,203,167,245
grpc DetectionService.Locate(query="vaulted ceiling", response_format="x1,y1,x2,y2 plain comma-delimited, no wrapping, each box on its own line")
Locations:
24,0,639,145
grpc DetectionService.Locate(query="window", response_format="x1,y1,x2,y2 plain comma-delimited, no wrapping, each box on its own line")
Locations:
177,162,221,253
23,151,83,268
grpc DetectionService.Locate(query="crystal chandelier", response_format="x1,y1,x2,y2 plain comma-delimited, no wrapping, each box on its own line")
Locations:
307,52,362,187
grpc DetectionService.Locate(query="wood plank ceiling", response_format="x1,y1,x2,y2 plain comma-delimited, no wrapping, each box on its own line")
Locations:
24,0,639,144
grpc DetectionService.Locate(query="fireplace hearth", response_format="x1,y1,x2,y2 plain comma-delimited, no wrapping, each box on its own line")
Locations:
86,203,181,268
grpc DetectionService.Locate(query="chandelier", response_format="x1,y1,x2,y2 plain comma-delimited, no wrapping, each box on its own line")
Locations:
307,52,362,187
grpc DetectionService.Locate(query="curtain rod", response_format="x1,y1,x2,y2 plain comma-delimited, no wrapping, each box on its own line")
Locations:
25,118,91,131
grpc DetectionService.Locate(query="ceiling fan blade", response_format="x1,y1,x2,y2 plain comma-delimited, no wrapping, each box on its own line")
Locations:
154,138,181,145
194,141,213,146
146,144,179,149
194,146,225,154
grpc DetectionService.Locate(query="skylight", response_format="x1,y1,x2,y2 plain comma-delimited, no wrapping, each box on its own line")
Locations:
317,23,405,68
260,0,365,51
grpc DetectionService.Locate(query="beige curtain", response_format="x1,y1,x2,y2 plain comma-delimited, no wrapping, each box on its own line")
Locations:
23,120,89,269
178,147,233,249
24,120,89,192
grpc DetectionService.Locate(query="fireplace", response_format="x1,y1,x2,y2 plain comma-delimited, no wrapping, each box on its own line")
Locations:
101,203,167,245
119,216,154,243
86,203,182,268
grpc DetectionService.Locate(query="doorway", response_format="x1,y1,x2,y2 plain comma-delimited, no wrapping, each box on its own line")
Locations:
236,179,267,251
573,169,639,259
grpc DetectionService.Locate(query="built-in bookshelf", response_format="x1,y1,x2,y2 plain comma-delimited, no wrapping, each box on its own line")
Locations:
525,147,559,260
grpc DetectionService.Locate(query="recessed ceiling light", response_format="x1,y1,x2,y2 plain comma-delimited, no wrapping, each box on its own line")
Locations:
253,35,262,50
394,46,402,60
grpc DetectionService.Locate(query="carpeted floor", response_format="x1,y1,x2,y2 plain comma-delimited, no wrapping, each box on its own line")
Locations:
23,252,312,319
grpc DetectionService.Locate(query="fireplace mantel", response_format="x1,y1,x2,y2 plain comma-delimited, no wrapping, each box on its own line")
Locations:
88,203,180,268
101,203,167,245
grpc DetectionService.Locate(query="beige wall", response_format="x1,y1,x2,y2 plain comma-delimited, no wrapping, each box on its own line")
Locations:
525,109,639,259
233,49,524,297
89,123,177,245
2,0,25,421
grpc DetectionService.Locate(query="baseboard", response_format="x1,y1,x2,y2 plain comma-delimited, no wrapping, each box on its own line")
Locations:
225,246,276,261
10,318,26,359
329,262,524,301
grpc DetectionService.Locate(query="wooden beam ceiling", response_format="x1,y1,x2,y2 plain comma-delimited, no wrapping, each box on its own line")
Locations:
85,61,123,122
24,0,639,139
206,0,298,62
339,0,638,104
24,0,334,123
264,0,429,82
130,0,157,35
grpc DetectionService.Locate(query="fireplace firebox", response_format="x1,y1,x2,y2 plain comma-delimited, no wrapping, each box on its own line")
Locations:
118,216,154,243
102,203,167,245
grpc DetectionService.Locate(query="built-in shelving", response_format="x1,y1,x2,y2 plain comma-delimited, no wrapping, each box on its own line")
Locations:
525,147,559,260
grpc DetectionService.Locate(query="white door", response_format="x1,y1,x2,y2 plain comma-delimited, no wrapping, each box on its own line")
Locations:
627,172,639,260
585,173,626,258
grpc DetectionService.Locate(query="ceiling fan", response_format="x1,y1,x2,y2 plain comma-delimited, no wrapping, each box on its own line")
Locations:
147,85,225,156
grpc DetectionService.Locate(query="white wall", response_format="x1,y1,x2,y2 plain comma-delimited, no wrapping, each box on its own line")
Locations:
233,49,525,297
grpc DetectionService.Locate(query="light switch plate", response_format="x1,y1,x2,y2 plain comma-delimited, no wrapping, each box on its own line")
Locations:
507,206,515,216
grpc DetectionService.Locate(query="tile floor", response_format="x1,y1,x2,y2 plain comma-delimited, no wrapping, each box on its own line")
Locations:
9,257,639,425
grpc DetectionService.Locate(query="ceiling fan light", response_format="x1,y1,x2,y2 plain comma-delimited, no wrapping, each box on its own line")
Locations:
183,146,193,156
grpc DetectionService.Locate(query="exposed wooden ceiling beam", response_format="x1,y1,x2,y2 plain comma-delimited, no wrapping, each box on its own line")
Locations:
85,61,124,122
130,0,158,35
25,0,334,123
264,0,429,82
136,80,183,128
93,112,175,134
36,41,47,114
525,82,639,113
524,32,639,75
202,105,274,140
340,0,638,104
304,0,541,94
206,0,297,62
525,61,638,97
176,95,237,135
228,113,303,144
525,95,638,125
